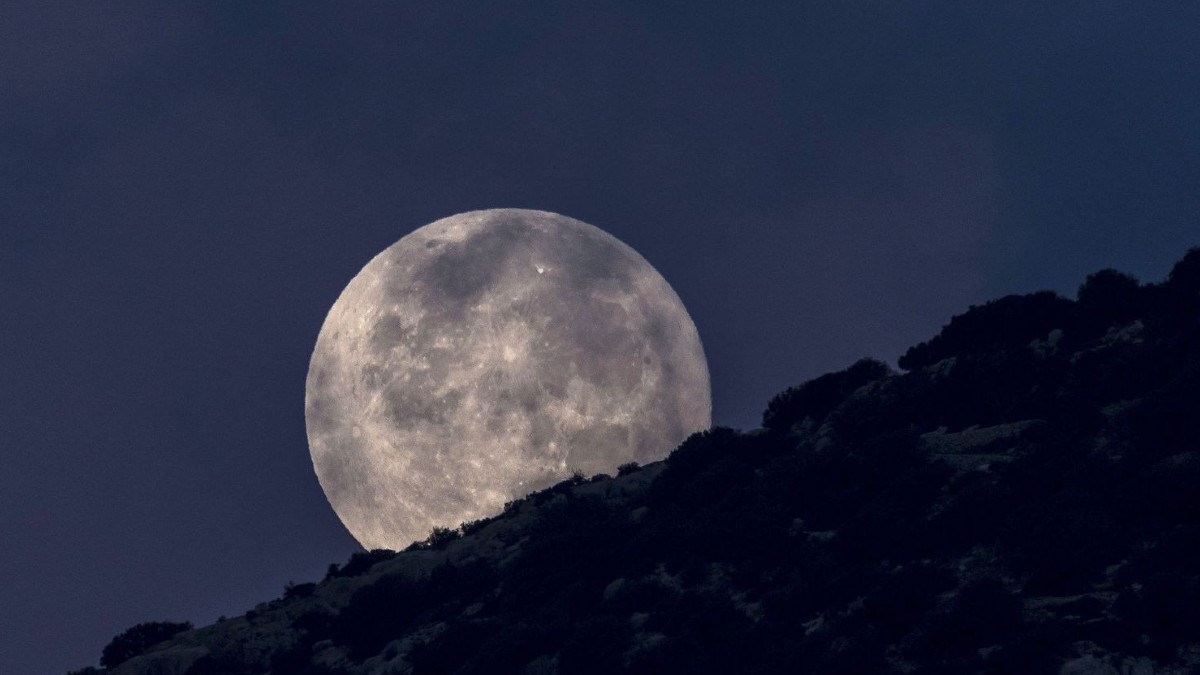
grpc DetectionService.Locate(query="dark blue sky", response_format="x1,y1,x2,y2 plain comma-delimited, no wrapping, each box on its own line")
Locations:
2,3,1197,672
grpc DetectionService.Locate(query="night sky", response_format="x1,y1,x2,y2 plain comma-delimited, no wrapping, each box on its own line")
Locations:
3,3,1198,673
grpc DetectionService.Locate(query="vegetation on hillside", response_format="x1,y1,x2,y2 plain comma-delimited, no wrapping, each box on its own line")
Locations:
78,248,1200,674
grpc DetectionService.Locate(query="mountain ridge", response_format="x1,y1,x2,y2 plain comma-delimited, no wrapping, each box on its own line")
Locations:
74,247,1200,675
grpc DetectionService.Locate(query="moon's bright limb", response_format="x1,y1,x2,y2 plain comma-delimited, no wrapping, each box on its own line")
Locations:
305,209,711,550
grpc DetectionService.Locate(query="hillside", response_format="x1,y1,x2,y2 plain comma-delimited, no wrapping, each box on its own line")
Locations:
74,249,1200,675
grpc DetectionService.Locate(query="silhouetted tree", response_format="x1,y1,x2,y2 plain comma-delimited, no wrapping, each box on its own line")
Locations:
333,574,426,660
898,291,1074,370
617,461,640,475
1077,268,1141,308
322,562,340,580
1076,268,1143,336
762,357,891,431
327,548,395,578
1166,246,1200,293
100,620,193,668
423,525,461,549
283,581,316,599
459,518,488,536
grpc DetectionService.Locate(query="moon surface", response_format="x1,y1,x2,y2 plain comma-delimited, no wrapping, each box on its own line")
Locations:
305,209,711,550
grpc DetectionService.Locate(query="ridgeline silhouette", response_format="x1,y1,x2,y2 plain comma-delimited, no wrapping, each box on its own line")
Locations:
74,249,1200,675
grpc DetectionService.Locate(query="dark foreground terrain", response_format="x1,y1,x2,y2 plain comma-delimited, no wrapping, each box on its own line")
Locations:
76,249,1200,675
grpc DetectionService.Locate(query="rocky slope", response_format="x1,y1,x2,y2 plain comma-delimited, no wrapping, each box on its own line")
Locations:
75,249,1200,675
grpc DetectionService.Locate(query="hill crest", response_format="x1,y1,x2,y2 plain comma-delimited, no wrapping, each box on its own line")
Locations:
75,248,1200,675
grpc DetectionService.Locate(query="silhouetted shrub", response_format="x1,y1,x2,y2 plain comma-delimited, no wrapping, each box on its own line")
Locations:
334,574,426,659
283,581,316,599
522,470,592,508
335,560,498,661
661,427,744,472
617,461,640,476
649,427,761,511
100,620,193,668
1074,268,1144,339
862,348,1058,432
1077,267,1139,302
459,518,488,536
328,548,395,578
422,526,461,549
899,291,1074,370
502,496,525,514
762,357,891,431
1166,246,1200,293
1142,256,1200,333
66,668,104,675
502,496,632,611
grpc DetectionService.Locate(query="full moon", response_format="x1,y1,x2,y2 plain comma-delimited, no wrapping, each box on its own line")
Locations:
305,209,711,550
